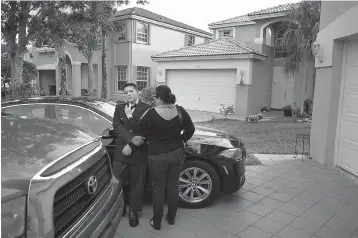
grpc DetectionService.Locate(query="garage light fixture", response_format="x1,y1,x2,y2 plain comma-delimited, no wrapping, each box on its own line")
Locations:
240,70,244,85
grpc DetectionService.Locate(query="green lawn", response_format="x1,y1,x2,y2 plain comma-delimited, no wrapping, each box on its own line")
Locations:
197,118,311,165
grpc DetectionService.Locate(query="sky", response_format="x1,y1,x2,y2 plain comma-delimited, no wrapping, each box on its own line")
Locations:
120,0,299,32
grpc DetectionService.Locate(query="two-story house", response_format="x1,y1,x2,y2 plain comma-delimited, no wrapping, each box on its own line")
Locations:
152,3,315,116
31,7,212,99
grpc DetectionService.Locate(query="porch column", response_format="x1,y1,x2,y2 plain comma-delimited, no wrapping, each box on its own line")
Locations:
72,62,81,96
55,64,61,96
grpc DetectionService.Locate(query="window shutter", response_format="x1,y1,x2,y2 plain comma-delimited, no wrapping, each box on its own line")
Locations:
147,24,151,45
133,65,137,83
133,20,137,43
184,34,188,47
147,67,150,87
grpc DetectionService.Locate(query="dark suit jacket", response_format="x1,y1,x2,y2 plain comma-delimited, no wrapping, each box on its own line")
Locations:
112,100,150,164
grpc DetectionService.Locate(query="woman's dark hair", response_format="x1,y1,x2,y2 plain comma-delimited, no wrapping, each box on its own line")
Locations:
155,85,176,104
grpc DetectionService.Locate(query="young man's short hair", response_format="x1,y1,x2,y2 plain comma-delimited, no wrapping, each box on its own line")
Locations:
123,83,138,91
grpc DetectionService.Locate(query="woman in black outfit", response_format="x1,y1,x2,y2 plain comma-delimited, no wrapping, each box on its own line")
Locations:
139,85,195,230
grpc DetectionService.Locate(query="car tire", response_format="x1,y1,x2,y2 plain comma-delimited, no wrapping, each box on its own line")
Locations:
178,160,220,208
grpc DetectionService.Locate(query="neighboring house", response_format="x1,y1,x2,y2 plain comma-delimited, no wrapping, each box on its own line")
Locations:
31,7,212,98
310,1,358,177
152,3,315,116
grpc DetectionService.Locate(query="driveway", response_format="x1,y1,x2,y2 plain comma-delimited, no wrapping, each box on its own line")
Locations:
115,155,358,238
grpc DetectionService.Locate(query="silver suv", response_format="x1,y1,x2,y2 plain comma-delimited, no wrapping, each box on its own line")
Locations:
1,114,124,238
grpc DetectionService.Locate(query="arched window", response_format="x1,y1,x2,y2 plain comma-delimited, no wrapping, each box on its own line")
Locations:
136,21,149,43
274,22,297,58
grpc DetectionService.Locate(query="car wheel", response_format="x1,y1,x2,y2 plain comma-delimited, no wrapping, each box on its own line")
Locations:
178,160,220,208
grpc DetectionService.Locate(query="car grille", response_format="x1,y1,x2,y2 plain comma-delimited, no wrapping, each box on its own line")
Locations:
53,156,112,238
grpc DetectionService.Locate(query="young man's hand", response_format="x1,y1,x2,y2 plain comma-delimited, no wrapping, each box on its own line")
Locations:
122,144,132,156
132,136,145,146
124,105,133,119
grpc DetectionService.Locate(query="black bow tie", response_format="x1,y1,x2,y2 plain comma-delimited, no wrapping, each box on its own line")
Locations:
130,104,136,110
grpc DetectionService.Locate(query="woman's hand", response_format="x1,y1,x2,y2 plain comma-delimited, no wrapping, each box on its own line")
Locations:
132,136,145,146
122,145,132,156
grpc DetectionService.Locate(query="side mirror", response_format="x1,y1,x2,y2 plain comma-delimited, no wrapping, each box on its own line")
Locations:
101,127,114,139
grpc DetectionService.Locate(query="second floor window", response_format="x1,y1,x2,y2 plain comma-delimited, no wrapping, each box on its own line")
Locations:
115,21,126,42
136,66,149,91
274,27,296,58
136,21,149,43
187,35,195,46
116,66,128,91
219,29,233,38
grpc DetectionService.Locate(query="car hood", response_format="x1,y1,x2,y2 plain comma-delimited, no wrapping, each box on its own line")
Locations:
1,116,97,202
189,125,243,149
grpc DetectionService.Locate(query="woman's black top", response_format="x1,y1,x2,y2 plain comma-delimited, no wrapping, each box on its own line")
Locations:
139,106,195,155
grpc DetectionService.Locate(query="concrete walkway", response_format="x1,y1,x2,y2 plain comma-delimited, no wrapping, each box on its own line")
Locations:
115,155,358,238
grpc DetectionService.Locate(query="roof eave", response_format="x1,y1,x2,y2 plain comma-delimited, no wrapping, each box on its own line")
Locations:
209,11,289,29
209,21,256,29
152,53,267,62
247,11,289,20
114,13,212,37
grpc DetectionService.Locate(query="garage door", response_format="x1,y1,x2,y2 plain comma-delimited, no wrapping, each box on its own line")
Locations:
337,39,358,176
167,69,237,113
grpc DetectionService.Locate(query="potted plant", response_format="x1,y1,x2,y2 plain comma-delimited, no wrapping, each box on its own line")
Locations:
283,105,292,117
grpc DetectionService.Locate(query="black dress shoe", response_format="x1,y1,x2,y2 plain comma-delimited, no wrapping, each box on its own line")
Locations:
150,218,161,230
129,211,139,227
122,206,126,217
165,214,175,225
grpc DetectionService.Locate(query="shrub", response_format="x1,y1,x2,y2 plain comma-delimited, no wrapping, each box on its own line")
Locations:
260,106,267,112
219,104,235,118
283,104,292,116
245,113,263,123
139,86,156,107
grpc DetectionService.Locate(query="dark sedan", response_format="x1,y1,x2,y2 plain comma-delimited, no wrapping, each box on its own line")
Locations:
1,114,124,238
2,96,246,208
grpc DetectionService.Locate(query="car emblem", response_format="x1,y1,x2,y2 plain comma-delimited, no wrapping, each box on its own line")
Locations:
86,176,98,195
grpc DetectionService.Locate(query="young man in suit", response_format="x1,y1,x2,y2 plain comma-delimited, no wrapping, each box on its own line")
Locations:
112,83,150,227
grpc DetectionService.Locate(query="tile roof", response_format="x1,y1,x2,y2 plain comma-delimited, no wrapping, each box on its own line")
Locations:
208,15,252,26
209,3,295,26
248,3,295,16
115,7,212,36
152,37,265,59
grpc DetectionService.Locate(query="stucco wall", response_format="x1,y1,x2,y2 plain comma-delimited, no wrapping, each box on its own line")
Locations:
234,25,256,45
248,58,273,115
311,2,358,166
39,70,56,94
320,1,358,31
109,20,209,101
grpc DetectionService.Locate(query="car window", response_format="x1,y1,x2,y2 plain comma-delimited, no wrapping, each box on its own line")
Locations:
1,104,48,119
54,104,111,136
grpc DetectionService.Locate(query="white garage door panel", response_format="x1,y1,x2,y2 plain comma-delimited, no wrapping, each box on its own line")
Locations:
167,69,237,112
337,39,358,177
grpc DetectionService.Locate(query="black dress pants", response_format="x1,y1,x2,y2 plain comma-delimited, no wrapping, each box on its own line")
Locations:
114,161,147,212
148,148,185,225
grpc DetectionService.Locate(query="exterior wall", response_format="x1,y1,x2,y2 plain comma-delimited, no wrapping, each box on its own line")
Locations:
39,70,56,94
31,41,102,97
248,58,273,115
320,1,358,30
154,58,255,116
311,2,358,166
110,19,210,101
81,64,89,90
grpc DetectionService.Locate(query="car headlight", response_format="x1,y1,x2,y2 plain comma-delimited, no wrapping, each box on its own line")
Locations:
1,196,26,238
218,148,243,160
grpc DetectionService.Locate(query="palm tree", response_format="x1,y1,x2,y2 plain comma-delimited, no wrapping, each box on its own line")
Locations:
280,0,321,117
281,0,321,77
